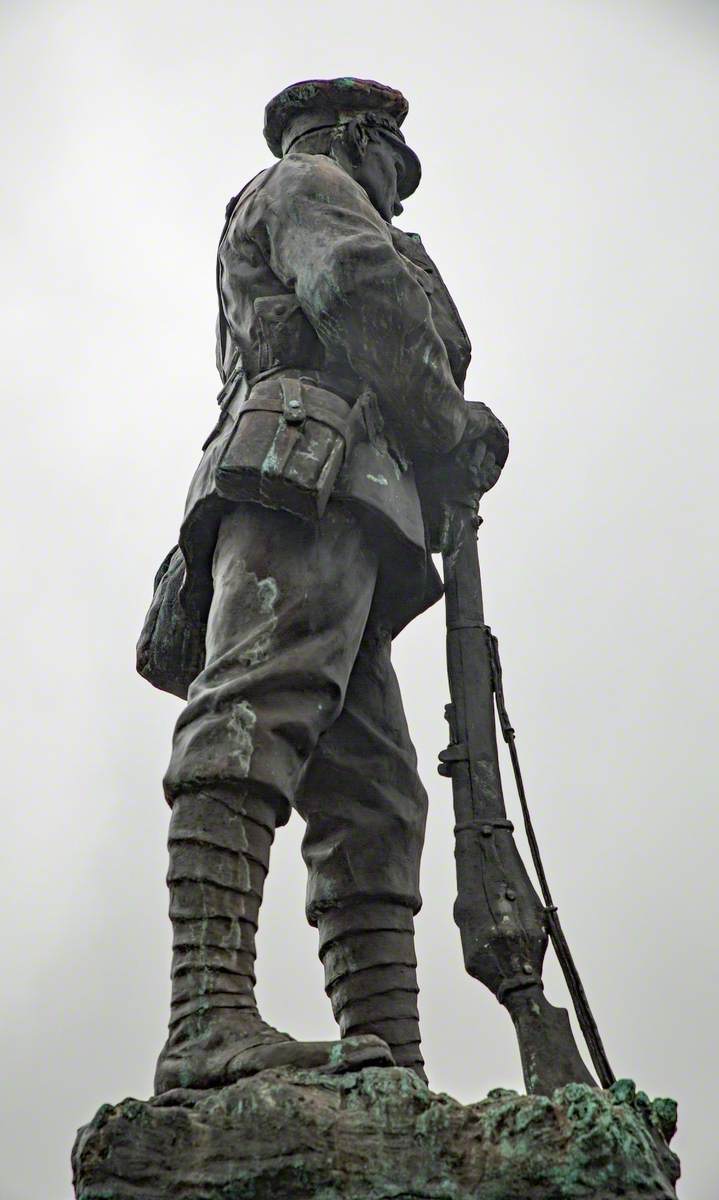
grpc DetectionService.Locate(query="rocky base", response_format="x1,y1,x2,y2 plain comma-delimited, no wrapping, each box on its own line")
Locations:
72,1068,679,1200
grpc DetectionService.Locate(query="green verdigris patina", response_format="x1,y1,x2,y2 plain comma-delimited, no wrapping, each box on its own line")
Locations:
72,1068,679,1200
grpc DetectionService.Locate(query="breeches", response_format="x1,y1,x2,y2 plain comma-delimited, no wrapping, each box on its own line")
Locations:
164,502,428,923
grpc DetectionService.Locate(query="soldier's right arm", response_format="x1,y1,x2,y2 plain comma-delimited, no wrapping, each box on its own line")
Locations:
242,155,468,455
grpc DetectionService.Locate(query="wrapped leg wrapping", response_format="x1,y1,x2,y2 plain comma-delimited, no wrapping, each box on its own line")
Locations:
166,790,274,1026
318,902,426,1080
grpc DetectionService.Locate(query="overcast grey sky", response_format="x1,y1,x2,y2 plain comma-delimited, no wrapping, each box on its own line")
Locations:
1,1,717,1196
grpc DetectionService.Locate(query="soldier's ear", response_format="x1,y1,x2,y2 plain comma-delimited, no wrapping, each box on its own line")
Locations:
341,117,370,168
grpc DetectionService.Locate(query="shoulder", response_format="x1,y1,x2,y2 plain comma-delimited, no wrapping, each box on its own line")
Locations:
390,226,436,268
391,227,424,246
250,153,380,216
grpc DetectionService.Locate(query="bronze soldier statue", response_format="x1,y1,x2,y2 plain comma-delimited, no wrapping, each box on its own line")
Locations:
138,77,594,1096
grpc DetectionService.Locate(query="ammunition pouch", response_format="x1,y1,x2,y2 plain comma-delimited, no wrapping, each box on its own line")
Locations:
214,374,368,520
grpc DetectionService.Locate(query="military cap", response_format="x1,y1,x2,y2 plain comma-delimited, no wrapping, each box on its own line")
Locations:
264,77,421,200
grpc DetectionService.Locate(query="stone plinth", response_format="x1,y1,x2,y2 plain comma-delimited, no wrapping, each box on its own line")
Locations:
72,1068,679,1200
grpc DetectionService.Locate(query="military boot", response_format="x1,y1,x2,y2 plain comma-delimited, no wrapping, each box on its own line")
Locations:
154,789,393,1094
317,902,427,1082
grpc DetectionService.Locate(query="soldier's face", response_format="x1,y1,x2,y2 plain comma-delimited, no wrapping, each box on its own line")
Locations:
355,136,406,221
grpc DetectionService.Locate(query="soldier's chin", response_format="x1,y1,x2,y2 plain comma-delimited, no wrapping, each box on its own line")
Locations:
368,188,399,221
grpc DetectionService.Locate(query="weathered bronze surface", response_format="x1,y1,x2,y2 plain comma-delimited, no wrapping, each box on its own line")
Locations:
73,1073,679,1200
75,76,679,1198
138,76,502,1093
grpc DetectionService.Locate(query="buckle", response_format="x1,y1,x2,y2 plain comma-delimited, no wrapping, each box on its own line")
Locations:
280,377,306,425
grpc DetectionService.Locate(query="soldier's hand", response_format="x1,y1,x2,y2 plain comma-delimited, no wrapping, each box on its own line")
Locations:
415,400,509,552
459,401,509,497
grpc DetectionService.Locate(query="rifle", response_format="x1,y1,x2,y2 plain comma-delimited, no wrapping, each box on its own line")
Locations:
436,421,614,1094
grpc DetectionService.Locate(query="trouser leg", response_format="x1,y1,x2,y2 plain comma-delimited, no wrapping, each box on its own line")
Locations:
164,502,380,808
296,625,429,1078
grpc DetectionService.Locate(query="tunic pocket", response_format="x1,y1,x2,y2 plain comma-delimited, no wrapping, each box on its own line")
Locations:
253,293,317,373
